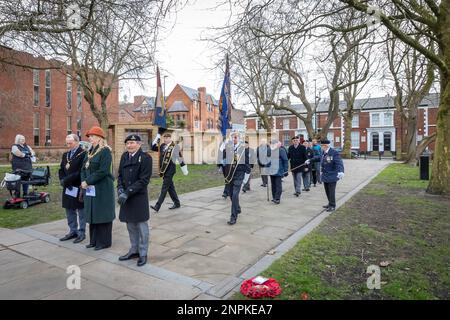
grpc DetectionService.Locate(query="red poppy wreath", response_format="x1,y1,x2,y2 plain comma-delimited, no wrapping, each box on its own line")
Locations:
240,277,282,299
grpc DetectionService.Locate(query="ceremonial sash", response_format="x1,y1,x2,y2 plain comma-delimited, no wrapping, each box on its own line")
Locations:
160,142,175,176
224,146,245,184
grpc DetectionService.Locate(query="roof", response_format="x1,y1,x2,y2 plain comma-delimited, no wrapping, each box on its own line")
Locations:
133,97,155,112
167,101,189,113
245,93,440,117
179,84,218,105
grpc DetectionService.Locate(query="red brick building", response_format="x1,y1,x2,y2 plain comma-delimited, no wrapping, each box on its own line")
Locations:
0,46,119,159
120,84,246,131
245,93,439,155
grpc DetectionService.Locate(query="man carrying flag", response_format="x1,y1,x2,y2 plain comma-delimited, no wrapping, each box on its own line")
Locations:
217,55,250,225
151,67,188,213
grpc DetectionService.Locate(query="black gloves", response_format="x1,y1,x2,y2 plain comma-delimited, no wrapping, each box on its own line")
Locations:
284,172,289,177
118,193,128,206
60,179,65,187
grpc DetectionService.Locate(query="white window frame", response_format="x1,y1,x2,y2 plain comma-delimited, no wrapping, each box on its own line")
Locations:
370,112,381,127
283,118,290,130
351,131,360,148
383,112,393,126
352,114,359,128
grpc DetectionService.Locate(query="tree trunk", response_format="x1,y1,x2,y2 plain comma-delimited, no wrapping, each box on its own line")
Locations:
404,110,418,165
427,77,450,195
428,4,450,195
342,114,352,159
305,119,314,140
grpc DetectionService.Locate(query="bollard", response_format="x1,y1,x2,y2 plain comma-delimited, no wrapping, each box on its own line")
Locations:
419,153,430,180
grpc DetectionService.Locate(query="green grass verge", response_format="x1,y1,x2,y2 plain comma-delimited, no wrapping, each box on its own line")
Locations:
0,164,236,229
232,163,450,300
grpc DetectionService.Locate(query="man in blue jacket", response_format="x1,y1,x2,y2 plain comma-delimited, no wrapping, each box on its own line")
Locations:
307,139,344,212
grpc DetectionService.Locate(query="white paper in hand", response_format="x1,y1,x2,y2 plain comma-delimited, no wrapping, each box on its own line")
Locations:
65,187,78,198
86,186,96,197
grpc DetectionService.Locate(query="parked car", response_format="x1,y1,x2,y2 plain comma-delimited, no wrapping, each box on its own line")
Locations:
334,147,360,158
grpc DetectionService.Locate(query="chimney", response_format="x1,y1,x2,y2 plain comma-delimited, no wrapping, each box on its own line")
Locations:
133,95,146,107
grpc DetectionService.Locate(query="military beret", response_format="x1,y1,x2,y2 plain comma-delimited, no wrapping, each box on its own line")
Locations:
124,134,142,143
320,139,331,144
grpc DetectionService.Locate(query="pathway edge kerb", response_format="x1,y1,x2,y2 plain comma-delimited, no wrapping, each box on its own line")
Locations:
220,160,393,299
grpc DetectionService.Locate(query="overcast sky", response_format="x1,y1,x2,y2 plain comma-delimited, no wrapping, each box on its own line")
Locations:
120,0,235,106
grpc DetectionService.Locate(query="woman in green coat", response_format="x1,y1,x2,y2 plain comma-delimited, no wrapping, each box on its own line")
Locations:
81,126,115,250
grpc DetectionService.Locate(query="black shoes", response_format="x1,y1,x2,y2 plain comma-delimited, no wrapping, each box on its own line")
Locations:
73,234,85,243
227,219,236,225
119,252,139,261
294,192,300,197
60,233,77,241
271,199,280,204
94,245,111,251
323,205,330,209
150,205,160,212
326,207,336,212
86,244,95,248
169,204,180,210
260,184,267,187
137,256,147,267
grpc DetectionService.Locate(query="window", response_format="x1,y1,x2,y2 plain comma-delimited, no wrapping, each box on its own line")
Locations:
77,77,82,111
283,133,290,146
352,114,359,128
194,117,199,129
45,114,51,145
177,115,180,121
76,118,82,138
67,116,72,135
33,70,39,106
384,112,393,126
371,113,380,126
67,75,72,109
45,70,51,107
283,119,290,130
194,100,199,110
298,119,306,129
351,131,360,148
33,113,40,146
182,114,185,120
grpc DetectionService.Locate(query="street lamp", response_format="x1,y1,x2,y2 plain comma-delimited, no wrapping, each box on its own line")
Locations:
314,79,317,135
163,75,168,102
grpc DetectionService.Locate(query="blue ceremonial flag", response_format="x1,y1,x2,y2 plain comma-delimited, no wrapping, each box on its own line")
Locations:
153,66,166,129
218,55,232,137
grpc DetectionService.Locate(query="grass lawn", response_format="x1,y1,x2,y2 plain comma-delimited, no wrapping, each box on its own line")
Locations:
0,164,242,229
232,163,450,300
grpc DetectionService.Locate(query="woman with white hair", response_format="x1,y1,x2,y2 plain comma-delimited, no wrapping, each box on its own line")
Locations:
11,134,35,195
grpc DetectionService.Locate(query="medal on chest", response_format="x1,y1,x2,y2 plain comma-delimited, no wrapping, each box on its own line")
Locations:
65,163,70,170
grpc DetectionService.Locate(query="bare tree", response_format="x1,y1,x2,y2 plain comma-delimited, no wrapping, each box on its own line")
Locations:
385,31,435,165
24,0,180,134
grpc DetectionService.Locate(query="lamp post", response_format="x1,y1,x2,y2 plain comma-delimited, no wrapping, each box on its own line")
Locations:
314,79,317,136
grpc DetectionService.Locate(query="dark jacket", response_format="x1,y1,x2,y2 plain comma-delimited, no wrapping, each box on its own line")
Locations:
11,144,33,172
247,147,256,169
80,146,116,224
117,148,152,223
270,146,289,177
222,143,251,179
58,146,85,210
287,144,308,174
151,141,183,177
319,148,344,183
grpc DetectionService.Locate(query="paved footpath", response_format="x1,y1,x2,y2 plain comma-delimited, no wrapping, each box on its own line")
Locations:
0,159,391,300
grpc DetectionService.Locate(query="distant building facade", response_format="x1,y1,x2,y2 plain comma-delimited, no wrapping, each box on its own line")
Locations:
245,93,439,154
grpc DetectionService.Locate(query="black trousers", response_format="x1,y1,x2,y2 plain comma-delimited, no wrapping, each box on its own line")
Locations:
324,182,337,207
229,171,244,221
311,169,318,185
89,222,112,248
261,174,268,186
222,169,230,196
270,175,283,201
156,173,180,208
